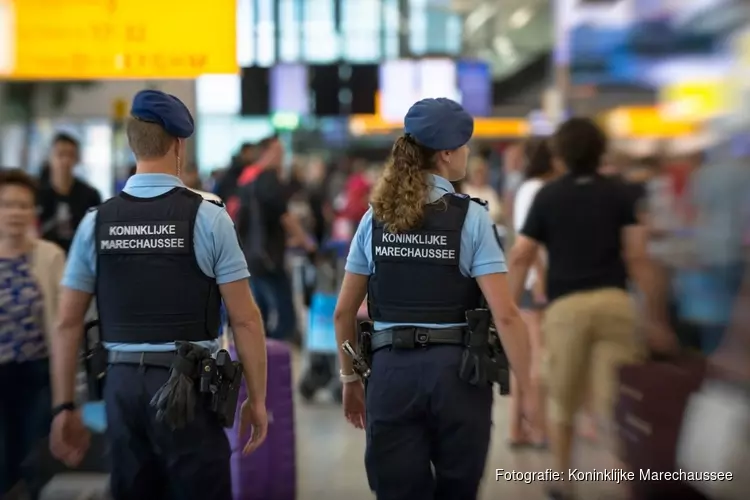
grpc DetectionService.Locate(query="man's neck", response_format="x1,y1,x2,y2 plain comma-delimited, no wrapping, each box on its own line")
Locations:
135,160,178,177
51,173,74,195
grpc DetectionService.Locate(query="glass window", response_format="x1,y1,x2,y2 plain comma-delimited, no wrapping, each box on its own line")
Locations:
303,0,338,62
383,0,400,59
196,74,242,115
81,123,114,200
236,0,254,66
409,0,428,56
197,116,275,174
279,0,300,62
410,1,463,56
256,0,275,66
445,13,462,55
0,125,25,169
385,35,399,60
341,0,381,62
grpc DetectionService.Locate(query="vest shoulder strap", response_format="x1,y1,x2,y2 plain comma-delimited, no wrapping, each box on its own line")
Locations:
470,197,488,208
205,198,225,208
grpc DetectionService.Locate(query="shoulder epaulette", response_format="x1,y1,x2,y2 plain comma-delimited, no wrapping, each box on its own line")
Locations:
206,199,225,208
470,197,488,207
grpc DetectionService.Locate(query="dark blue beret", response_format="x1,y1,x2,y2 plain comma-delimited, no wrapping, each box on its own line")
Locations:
130,90,194,139
404,98,474,150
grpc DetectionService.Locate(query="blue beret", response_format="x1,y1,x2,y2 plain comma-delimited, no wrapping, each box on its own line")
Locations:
130,90,194,139
404,98,474,150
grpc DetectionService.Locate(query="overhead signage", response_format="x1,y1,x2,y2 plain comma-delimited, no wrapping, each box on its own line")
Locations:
2,0,237,79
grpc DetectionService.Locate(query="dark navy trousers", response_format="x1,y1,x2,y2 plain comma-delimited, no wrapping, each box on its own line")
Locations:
104,364,232,500
365,345,493,500
0,359,51,496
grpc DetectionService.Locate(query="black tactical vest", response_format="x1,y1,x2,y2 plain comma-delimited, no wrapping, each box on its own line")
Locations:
95,188,221,343
368,194,482,323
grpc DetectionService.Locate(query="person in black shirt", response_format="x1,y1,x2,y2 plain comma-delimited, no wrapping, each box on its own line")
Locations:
37,133,101,253
508,118,676,500
235,138,314,341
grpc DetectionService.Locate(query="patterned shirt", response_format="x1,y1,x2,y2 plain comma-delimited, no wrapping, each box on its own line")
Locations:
0,255,47,364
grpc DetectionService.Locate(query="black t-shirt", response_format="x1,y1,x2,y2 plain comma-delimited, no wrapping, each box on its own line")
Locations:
38,179,102,253
521,173,638,302
236,168,289,275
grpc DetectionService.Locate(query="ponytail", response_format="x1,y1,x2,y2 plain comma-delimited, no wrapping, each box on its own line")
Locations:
371,134,436,233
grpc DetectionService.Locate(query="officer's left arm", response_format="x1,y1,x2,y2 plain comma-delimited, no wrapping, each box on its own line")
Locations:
335,209,372,375
468,203,532,391
52,212,97,406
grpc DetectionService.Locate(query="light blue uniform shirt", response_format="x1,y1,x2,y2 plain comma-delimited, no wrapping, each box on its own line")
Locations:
62,173,250,352
346,174,507,331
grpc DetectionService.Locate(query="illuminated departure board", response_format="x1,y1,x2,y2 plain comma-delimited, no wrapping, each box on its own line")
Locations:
3,0,237,79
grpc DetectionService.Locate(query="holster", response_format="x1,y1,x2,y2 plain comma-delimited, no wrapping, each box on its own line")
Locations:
488,327,510,395
458,310,511,395
459,309,493,386
199,349,243,428
83,320,107,401
359,321,373,368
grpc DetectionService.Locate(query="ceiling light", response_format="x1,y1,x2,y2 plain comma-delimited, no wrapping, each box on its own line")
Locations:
509,7,533,29
493,35,517,62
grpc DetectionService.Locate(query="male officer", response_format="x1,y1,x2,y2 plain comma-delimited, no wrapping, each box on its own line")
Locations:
334,98,533,500
48,90,268,500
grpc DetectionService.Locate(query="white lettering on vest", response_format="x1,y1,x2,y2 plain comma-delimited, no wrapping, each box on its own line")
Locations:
108,224,177,237
100,237,186,251
374,246,456,259
380,233,448,246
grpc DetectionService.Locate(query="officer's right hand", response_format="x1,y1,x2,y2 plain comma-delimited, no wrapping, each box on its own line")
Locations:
343,380,366,429
50,409,91,467
239,399,269,455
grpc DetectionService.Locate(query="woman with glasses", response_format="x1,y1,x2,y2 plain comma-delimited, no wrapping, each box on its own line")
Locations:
0,169,66,496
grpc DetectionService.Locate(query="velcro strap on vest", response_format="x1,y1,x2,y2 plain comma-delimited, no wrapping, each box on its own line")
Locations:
371,327,467,351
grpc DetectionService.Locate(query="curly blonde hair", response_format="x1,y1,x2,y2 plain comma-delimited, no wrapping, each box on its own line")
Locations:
371,135,437,233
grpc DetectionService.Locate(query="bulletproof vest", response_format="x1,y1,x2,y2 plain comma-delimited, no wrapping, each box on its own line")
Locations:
368,194,482,323
95,187,221,344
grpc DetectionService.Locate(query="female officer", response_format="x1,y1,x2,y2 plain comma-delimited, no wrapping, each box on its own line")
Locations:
334,98,533,500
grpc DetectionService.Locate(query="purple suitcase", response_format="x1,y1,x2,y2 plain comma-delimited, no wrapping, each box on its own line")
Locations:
226,340,296,500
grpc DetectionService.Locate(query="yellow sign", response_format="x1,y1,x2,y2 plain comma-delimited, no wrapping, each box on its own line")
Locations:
349,115,529,138
659,81,726,121
606,106,698,138
3,0,237,79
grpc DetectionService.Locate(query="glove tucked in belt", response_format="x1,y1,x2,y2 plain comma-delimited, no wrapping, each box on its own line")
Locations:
149,342,211,429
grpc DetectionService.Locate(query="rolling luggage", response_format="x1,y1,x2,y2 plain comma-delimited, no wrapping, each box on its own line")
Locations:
298,245,345,403
616,355,708,500
226,340,296,500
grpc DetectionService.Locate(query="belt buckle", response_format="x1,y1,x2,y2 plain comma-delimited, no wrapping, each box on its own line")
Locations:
415,330,429,347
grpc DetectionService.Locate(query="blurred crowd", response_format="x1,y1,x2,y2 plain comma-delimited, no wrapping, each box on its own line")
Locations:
1,123,749,497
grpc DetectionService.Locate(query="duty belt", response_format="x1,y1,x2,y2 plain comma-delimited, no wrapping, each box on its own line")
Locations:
108,350,176,369
371,327,467,351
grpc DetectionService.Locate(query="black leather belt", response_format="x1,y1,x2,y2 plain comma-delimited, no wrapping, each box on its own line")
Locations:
108,350,176,369
371,327,467,352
